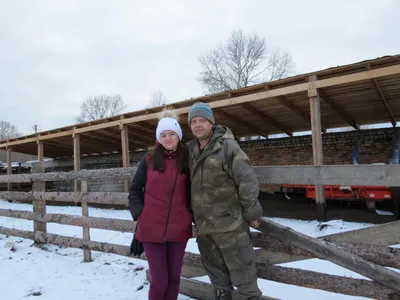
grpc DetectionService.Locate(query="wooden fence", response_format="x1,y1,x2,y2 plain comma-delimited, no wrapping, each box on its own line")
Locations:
0,165,400,299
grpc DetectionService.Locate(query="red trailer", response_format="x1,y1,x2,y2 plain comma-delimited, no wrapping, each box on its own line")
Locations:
280,184,393,211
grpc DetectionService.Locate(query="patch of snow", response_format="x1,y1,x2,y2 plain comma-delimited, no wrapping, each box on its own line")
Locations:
376,209,394,216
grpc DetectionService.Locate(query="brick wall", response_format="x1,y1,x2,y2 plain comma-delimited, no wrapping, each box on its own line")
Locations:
37,127,398,192
242,128,397,166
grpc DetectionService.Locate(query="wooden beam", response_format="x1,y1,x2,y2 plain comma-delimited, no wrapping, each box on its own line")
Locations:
73,133,81,192
133,122,156,133
250,231,400,269
96,127,149,148
7,147,12,191
253,164,400,186
0,167,135,183
1,63,400,149
257,217,400,294
322,220,400,246
2,164,400,186
81,180,91,262
120,124,130,192
214,108,269,138
367,64,397,127
241,103,293,136
309,75,326,221
318,89,360,129
33,141,46,244
0,191,128,205
0,208,135,233
73,132,91,262
127,131,154,145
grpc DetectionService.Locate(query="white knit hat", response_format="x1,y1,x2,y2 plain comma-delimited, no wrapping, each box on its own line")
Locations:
155,109,183,143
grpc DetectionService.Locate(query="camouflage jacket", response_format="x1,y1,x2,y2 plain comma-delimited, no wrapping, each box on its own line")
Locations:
188,125,263,235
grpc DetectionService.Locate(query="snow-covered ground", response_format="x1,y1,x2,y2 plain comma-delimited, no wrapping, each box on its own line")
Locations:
0,200,398,300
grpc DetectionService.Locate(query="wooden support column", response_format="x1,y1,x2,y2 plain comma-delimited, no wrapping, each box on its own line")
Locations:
73,133,91,262
309,75,326,221
6,147,12,192
120,123,130,193
73,133,81,193
33,141,46,244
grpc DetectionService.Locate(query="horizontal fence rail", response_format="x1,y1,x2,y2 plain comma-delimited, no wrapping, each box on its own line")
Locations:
255,164,400,186
0,191,128,205
0,164,400,186
0,167,137,183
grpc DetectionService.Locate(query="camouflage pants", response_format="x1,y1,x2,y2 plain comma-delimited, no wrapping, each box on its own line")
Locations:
197,230,262,300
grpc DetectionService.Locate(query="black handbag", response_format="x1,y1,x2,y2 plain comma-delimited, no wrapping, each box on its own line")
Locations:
130,222,144,257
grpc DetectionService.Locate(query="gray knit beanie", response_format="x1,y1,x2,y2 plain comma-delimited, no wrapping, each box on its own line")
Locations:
188,102,215,126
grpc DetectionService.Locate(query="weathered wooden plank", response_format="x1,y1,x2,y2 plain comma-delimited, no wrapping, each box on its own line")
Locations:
251,231,400,269
0,164,400,186
0,209,136,233
0,191,128,205
7,148,12,191
260,220,400,266
321,220,400,246
81,180,91,262
0,226,35,239
120,123,130,193
254,164,400,186
309,75,326,221
32,142,46,246
257,218,400,294
0,226,397,299
0,167,137,183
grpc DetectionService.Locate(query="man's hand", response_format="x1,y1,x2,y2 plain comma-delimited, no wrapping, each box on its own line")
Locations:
249,220,260,228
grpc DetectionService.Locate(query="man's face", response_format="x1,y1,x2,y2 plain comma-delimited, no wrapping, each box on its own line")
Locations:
190,117,213,140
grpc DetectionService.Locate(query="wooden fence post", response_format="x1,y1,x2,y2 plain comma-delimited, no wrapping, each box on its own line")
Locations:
73,132,91,262
33,141,46,245
81,180,91,262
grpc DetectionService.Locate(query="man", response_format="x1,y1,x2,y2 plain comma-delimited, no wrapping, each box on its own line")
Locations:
187,102,263,300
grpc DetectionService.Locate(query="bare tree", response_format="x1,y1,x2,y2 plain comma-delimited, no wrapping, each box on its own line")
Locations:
76,95,126,123
197,29,296,93
0,120,21,141
148,90,167,108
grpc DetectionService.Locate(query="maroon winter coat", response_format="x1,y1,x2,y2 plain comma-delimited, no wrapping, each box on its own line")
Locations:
129,150,193,243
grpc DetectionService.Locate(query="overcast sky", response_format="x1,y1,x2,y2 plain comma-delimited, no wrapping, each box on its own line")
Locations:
1,0,399,135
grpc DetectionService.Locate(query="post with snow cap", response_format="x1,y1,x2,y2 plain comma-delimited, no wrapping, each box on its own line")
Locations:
308,75,326,222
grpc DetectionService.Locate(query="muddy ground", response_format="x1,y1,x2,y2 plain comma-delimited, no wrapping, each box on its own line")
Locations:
259,191,398,224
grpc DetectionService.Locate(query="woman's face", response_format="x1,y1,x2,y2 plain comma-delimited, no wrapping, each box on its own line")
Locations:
159,130,179,151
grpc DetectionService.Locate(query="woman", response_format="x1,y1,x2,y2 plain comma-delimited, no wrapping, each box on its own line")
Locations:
128,108,193,300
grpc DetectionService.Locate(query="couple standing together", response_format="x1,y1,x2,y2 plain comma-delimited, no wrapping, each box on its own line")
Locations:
128,102,263,300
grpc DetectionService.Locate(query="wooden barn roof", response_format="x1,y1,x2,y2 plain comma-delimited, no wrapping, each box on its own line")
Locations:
1,54,400,158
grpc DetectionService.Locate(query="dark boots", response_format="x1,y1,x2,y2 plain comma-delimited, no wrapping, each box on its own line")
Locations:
214,289,232,300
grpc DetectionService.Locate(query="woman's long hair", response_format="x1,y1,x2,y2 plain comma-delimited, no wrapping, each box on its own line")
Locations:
147,141,189,175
